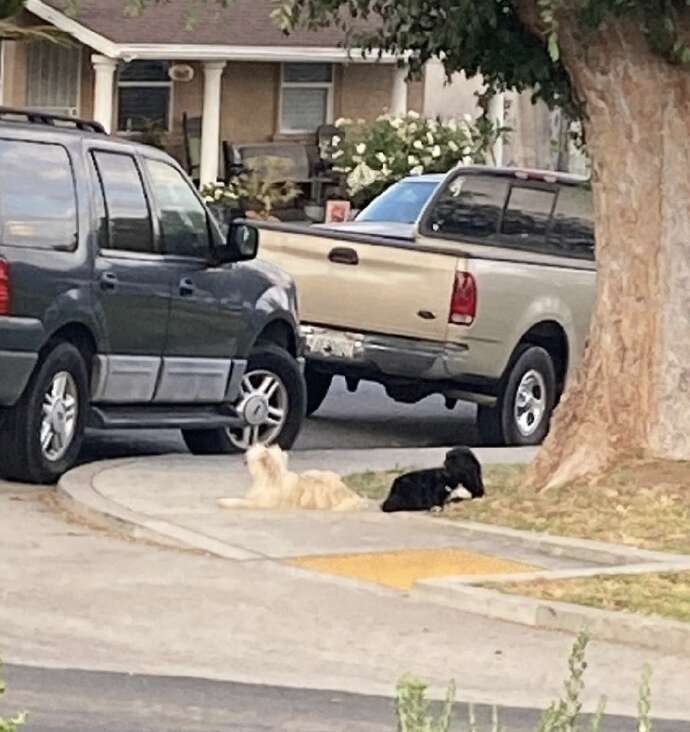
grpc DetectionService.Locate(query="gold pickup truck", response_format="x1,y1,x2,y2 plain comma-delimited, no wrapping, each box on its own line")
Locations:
256,166,596,446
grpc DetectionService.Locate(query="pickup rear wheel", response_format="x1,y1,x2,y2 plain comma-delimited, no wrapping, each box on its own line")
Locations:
304,365,333,417
0,342,88,484
182,343,306,455
478,345,557,447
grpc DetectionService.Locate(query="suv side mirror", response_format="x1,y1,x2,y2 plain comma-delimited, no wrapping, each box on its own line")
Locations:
216,222,259,263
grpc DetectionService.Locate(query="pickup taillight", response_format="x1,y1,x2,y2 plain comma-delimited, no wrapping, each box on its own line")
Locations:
449,271,476,326
0,259,10,316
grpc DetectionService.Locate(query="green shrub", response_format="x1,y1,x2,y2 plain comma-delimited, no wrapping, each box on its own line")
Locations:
394,631,653,732
0,663,26,732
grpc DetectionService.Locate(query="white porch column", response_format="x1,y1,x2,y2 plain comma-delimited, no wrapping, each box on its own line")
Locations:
200,61,226,186
91,55,118,133
487,93,505,166
390,66,408,115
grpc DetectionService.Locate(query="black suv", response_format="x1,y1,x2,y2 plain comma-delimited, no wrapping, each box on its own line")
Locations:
0,108,306,484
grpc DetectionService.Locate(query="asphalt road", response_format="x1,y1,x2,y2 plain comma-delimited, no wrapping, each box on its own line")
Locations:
79,377,479,462
4,664,688,732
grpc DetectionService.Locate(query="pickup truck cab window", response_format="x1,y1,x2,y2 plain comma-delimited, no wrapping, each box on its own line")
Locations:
424,173,508,241
145,158,210,258
501,185,557,242
0,139,77,251
547,185,595,261
92,151,154,254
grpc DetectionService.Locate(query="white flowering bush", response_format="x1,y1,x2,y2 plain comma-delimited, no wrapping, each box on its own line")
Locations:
326,111,506,208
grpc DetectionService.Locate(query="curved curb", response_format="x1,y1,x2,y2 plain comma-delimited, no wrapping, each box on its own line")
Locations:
56,459,261,560
412,581,690,657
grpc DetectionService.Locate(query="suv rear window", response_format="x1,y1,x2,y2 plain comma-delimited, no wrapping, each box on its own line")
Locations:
0,139,77,251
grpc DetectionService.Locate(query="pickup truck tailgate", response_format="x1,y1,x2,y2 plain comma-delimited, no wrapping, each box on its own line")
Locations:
258,226,460,342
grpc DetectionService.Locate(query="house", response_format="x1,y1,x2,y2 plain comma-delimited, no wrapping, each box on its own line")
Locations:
0,0,424,184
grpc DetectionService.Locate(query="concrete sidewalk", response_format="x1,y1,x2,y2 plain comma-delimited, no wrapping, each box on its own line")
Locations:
58,447,551,566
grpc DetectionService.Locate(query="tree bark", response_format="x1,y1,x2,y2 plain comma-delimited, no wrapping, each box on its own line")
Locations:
521,13,690,488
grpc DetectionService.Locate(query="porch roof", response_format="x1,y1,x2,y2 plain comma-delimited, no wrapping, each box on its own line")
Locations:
27,0,395,62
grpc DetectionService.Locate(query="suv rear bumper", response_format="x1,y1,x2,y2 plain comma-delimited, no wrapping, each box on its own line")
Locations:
0,350,38,406
0,316,45,406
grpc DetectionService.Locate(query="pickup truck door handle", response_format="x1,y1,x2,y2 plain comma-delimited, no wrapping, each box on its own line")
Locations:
179,277,196,297
328,247,359,266
99,272,118,291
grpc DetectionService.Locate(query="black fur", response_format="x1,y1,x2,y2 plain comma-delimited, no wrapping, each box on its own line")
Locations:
381,446,484,513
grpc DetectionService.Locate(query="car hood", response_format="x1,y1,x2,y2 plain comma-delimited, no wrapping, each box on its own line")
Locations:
314,220,416,240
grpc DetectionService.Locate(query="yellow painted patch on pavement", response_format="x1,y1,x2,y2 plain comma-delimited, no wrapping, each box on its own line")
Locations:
288,548,539,589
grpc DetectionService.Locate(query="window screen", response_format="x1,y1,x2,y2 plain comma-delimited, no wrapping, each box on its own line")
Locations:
424,174,508,240
0,139,77,250
280,63,332,133
117,60,171,132
92,152,153,253
26,40,81,115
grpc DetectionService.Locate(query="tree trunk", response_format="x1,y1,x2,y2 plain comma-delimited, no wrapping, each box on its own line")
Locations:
522,14,690,488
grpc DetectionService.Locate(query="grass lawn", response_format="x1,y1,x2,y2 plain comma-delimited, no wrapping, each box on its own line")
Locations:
344,459,690,622
488,572,690,623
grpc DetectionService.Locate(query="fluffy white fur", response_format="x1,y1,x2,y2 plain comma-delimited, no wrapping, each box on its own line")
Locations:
218,444,366,511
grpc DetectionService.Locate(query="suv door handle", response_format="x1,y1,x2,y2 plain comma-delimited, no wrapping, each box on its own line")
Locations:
328,247,359,266
99,272,118,291
179,277,196,297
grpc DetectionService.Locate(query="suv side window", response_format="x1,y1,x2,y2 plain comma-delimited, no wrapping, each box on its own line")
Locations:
499,184,557,250
424,174,508,241
0,139,77,251
547,185,595,260
145,159,210,258
91,151,154,254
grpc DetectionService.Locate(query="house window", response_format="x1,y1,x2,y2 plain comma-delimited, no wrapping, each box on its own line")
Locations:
26,41,81,115
280,63,333,134
117,60,172,133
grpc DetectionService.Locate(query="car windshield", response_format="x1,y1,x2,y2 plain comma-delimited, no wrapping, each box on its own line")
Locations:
356,180,439,223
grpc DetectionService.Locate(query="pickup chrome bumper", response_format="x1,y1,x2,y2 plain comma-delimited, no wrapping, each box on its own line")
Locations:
301,325,471,382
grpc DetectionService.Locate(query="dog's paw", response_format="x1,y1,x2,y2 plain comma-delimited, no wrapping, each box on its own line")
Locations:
430,505,444,514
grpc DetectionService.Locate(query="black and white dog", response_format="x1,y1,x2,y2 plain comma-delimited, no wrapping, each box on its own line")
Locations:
381,446,484,513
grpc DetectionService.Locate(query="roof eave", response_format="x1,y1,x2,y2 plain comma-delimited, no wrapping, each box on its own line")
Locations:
25,0,397,63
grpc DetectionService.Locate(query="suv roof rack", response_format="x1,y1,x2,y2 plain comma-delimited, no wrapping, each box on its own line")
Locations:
0,106,106,134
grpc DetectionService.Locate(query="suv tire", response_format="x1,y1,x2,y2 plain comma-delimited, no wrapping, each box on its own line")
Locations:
304,365,333,417
478,345,557,447
182,343,306,455
0,342,88,484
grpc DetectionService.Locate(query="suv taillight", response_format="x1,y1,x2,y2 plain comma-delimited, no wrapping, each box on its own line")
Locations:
449,271,476,326
0,259,10,316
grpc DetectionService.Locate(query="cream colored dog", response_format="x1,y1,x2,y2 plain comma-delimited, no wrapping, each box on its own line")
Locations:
218,444,366,511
